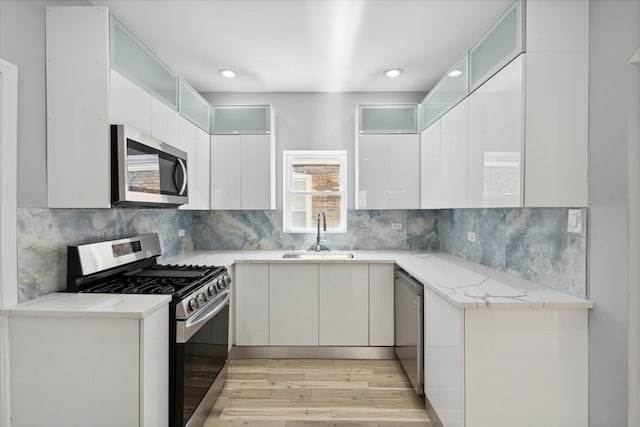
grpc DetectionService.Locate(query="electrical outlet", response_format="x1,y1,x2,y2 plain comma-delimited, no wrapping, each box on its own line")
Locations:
567,209,583,234
178,229,186,237
391,223,402,231
467,231,476,242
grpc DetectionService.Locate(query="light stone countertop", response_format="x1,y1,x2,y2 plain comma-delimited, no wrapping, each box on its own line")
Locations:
162,250,593,309
0,293,171,319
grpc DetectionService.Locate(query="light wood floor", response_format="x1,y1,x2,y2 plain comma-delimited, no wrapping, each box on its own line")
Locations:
202,358,433,427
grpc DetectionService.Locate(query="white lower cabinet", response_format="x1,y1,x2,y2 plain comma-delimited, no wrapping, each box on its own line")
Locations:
234,263,394,347
269,264,319,346
234,264,269,345
8,306,168,427
319,264,369,346
424,287,464,427
425,289,589,427
369,264,395,346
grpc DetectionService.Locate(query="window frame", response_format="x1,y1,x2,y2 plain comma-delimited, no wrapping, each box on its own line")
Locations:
283,150,347,234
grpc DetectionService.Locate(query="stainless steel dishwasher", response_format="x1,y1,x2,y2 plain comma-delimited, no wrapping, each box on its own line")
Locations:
394,267,424,395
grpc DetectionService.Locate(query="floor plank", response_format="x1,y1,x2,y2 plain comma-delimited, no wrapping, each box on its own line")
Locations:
202,358,433,426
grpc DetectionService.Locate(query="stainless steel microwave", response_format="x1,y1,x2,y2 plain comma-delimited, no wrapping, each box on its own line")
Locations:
111,124,188,207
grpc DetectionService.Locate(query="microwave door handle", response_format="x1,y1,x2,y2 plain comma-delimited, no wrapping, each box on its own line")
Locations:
176,159,187,196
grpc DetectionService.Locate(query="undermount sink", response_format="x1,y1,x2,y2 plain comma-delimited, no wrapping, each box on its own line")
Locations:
282,252,355,260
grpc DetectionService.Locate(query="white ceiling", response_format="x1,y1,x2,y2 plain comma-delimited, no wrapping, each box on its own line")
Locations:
91,0,511,93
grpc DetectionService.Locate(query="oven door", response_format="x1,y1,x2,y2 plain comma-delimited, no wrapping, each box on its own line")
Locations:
174,288,230,427
111,124,189,207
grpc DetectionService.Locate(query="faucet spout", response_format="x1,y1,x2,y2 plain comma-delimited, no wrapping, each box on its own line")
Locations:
309,211,330,252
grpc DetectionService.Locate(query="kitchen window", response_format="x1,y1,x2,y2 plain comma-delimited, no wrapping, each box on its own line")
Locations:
283,151,347,233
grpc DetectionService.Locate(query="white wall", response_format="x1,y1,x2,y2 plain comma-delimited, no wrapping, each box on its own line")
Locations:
588,2,640,426
0,0,90,208
202,92,424,210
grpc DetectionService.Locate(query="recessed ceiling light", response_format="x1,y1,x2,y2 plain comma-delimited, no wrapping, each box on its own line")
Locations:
448,70,462,77
384,68,403,78
219,69,237,79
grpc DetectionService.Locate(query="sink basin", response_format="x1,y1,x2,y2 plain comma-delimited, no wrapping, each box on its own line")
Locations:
282,252,355,260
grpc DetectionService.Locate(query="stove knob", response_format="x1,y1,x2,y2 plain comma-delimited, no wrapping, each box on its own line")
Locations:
188,298,198,311
224,274,231,286
197,293,206,306
207,284,216,296
216,278,224,289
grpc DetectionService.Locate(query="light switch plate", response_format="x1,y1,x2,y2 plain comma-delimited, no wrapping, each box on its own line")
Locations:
391,223,402,231
567,209,583,234
467,231,476,242
178,229,186,237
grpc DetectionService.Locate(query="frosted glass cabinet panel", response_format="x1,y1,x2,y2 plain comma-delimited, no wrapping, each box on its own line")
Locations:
211,105,272,134
467,54,523,208
358,104,418,134
178,78,210,132
421,56,468,130
469,0,523,90
110,16,177,109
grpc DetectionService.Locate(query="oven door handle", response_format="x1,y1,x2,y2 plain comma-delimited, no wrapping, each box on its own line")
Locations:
176,288,230,344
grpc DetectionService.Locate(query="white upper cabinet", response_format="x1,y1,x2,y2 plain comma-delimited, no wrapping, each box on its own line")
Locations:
420,121,442,209
209,105,276,210
439,98,469,209
110,69,152,135
178,118,197,210
46,7,205,208
467,55,523,208
356,104,420,210
194,128,211,209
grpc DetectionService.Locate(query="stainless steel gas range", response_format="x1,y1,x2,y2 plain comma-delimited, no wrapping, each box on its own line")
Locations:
67,234,230,427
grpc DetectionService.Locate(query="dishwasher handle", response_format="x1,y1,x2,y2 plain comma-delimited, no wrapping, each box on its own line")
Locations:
395,269,423,295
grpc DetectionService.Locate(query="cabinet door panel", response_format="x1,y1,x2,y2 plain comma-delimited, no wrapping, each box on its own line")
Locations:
178,118,197,210
235,264,269,345
424,288,464,427
194,128,211,209
241,135,272,209
524,52,588,207
358,134,389,209
10,316,140,426
420,121,442,209
210,135,241,209
269,265,318,346
440,99,469,208
388,134,420,209
468,55,523,207
369,264,394,346
110,69,152,134
151,97,180,148
141,307,169,427
319,265,369,346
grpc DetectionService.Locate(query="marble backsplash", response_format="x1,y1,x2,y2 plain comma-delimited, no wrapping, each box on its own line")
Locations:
17,208,193,302
191,210,439,251
16,206,586,302
438,208,587,298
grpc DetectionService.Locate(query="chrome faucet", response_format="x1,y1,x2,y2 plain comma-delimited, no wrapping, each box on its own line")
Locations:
308,211,330,252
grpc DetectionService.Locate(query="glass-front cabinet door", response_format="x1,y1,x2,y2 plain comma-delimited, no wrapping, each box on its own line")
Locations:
110,15,178,109
469,0,523,90
358,104,418,134
421,55,468,130
211,105,272,134
179,78,210,132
